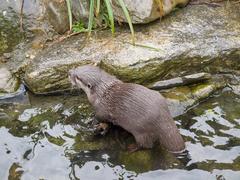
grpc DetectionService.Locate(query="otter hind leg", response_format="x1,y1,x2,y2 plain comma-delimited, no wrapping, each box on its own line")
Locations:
134,133,155,149
158,132,185,153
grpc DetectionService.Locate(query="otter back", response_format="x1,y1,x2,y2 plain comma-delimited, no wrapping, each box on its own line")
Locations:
93,83,185,152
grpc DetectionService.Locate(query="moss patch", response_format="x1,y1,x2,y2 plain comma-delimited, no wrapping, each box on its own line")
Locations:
0,15,24,55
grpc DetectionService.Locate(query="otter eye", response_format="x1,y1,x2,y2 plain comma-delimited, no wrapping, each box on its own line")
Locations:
76,76,81,81
87,83,92,89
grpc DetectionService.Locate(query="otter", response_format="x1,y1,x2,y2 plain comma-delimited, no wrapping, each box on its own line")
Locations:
69,65,185,153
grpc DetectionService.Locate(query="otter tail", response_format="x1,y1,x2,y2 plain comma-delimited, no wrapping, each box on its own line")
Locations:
157,107,185,153
158,127,185,153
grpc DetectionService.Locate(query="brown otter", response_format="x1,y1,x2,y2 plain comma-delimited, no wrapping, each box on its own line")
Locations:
69,65,185,153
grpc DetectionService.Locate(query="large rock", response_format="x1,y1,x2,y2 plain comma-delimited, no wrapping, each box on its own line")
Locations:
0,66,19,93
112,0,189,24
0,0,68,35
0,66,28,104
0,0,43,19
24,3,240,94
0,0,46,32
164,77,226,117
0,2,25,55
0,15,23,55
43,0,69,34
71,0,89,24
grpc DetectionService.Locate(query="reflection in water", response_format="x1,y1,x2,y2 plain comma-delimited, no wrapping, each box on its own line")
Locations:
0,90,240,179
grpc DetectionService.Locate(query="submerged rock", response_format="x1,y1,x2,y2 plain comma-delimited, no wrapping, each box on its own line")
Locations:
23,3,240,94
151,72,211,90
164,76,226,117
118,147,183,173
0,66,28,104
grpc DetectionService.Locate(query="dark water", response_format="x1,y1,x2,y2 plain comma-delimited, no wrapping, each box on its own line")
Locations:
0,90,240,180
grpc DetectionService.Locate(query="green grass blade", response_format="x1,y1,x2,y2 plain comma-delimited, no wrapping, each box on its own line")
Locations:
96,0,101,17
66,0,72,31
104,0,115,34
117,0,135,44
88,0,95,36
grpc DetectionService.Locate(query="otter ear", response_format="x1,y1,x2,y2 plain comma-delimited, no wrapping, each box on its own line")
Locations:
87,83,92,89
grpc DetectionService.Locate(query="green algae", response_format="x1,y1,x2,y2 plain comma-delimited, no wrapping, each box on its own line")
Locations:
0,15,24,55
119,150,153,172
100,54,240,87
45,133,65,146
25,61,93,94
162,86,192,101
8,163,23,180
73,134,107,151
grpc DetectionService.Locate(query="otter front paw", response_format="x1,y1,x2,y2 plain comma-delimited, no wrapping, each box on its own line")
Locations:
127,143,140,153
93,122,109,135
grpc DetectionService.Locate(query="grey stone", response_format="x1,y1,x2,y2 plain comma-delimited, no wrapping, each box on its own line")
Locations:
44,0,69,34
0,66,19,93
0,0,64,36
0,0,43,17
230,85,240,96
24,3,240,94
71,0,89,24
151,73,211,90
112,0,189,24
0,84,29,105
164,77,226,117
3,53,11,59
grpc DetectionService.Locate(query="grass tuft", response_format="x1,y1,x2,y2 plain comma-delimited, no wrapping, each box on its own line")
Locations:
66,0,135,44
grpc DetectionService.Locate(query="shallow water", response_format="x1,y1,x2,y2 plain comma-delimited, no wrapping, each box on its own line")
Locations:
0,89,240,180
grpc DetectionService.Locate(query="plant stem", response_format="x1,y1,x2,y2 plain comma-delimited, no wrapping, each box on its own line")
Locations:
20,0,24,32
117,0,135,44
88,0,95,36
104,0,115,35
66,0,73,31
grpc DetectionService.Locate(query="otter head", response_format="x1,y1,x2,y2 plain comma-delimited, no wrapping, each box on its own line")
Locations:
69,65,119,103
69,65,101,99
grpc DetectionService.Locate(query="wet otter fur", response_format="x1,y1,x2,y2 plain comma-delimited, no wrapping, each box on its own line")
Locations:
69,65,185,153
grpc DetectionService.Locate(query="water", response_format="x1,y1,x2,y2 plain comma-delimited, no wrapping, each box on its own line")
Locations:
0,90,240,180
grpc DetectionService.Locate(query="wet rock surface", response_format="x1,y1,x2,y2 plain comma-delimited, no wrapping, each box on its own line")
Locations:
23,3,240,94
151,72,211,90
0,66,19,93
164,79,226,117
0,84,28,105
0,14,24,55
0,66,28,105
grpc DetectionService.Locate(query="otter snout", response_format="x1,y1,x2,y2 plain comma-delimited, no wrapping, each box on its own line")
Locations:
68,69,74,77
